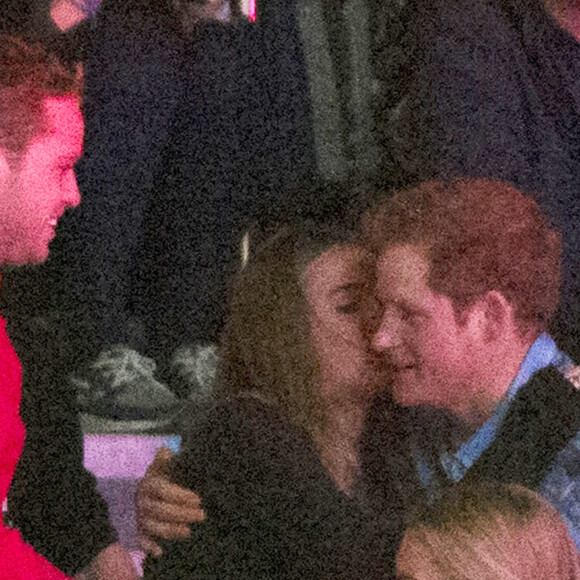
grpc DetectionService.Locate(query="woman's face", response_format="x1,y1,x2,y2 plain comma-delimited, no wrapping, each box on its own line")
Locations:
304,244,389,404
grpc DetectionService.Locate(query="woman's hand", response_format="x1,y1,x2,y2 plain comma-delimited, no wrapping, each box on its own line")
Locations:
136,448,206,557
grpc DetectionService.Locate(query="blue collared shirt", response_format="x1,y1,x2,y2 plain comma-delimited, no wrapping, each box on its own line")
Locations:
411,334,580,549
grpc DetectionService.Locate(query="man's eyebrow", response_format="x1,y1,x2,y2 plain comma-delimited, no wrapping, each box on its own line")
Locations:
331,282,363,295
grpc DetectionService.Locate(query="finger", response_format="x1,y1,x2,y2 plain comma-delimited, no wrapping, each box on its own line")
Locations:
139,495,206,524
137,534,164,558
140,519,192,541
139,475,203,508
147,447,174,476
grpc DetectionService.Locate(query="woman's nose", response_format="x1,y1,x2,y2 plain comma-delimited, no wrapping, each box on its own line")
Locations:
371,309,403,353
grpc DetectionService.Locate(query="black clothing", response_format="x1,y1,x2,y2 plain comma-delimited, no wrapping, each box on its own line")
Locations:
391,0,580,357
134,20,292,361
464,366,580,489
6,314,117,577
361,367,580,521
145,396,400,579
55,2,315,355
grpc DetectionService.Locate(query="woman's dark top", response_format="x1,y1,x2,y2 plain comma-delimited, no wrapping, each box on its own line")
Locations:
144,396,399,579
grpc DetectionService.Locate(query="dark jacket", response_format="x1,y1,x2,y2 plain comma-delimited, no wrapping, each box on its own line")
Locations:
6,314,117,577
145,396,400,579
360,366,580,549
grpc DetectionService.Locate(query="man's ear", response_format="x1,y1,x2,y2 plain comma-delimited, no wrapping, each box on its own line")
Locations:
476,290,513,342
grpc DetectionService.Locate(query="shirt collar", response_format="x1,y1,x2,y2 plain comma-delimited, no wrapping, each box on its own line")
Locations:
442,333,570,481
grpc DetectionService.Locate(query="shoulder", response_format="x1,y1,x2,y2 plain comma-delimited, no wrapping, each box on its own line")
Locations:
541,427,580,548
172,396,324,491
508,365,580,448
408,0,514,38
181,395,313,452
403,0,529,79
517,364,580,412
400,0,528,113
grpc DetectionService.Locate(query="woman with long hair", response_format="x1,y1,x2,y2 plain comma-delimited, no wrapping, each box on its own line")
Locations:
144,187,399,578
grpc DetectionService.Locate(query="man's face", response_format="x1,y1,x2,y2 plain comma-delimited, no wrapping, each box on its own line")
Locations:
371,244,482,414
0,96,83,265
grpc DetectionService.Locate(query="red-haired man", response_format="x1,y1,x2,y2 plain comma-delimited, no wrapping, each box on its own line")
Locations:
365,178,580,551
135,178,580,559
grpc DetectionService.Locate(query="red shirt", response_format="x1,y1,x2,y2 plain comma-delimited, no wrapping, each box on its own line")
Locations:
0,316,71,579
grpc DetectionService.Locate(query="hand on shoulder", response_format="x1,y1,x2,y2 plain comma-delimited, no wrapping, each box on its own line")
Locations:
136,447,205,557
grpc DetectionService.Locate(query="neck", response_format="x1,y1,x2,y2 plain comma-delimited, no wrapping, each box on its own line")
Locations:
458,333,537,431
319,399,367,497
544,0,580,41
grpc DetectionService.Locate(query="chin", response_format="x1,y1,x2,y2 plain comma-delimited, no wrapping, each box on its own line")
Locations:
391,386,429,408
25,248,50,265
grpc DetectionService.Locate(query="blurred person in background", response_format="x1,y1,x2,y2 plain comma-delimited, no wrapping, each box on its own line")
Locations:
397,482,580,580
0,34,122,579
0,32,139,580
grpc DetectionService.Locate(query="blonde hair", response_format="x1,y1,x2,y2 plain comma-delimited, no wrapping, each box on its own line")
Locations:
397,483,580,580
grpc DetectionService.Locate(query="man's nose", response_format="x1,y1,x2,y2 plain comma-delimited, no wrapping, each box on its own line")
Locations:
66,175,81,208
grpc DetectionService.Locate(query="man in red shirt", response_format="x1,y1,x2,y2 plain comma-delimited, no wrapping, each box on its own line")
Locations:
0,35,137,579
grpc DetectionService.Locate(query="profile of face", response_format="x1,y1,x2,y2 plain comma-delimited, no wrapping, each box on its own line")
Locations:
0,96,83,265
304,244,389,404
371,244,483,415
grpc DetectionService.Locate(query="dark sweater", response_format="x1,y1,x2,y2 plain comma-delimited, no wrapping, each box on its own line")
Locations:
145,396,400,579
6,314,117,576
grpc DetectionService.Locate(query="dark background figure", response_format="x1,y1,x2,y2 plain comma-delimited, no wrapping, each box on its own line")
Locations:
25,0,319,401
0,0,33,35
0,31,137,578
6,314,119,577
133,0,318,390
386,0,580,359
0,1,169,576
50,0,190,352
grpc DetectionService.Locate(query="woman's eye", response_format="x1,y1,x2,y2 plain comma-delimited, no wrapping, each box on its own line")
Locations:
401,309,424,325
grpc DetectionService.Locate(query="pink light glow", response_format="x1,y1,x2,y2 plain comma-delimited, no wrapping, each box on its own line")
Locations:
248,0,256,21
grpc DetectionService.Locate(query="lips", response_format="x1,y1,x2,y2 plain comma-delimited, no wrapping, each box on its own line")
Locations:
390,357,416,371
392,365,415,375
